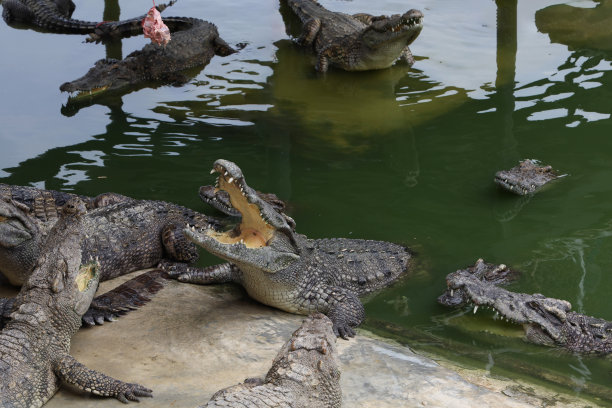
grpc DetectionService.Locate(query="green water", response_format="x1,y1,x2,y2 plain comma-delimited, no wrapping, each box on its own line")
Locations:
2,0,612,403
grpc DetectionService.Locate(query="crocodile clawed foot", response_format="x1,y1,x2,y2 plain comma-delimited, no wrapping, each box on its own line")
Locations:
115,383,153,403
157,260,183,278
333,323,356,340
81,307,118,327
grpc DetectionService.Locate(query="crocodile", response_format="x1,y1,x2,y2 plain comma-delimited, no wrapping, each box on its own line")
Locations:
165,159,411,339
0,184,222,326
282,0,423,72
60,17,236,97
205,313,341,408
2,0,174,37
0,197,152,407
439,259,612,354
494,159,561,195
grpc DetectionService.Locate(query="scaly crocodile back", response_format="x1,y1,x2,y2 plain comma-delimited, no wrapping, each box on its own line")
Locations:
301,237,410,296
77,199,207,281
286,0,334,22
286,0,366,47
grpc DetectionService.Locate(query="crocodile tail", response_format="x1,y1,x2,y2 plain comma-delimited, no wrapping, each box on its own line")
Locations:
88,3,182,42
28,0,101,33
81,269,169,326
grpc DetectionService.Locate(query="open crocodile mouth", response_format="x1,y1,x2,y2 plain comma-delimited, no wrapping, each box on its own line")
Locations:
200,162,275,249
494,173,532,195
392,15,423,32
372,10,424,34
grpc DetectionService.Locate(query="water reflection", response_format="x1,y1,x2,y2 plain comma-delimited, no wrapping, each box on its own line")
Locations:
103,0,123,60
536,0,612,52
513,1,612,128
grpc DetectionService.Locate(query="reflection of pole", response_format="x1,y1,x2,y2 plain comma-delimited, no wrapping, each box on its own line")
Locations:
103,0,122,60
494,0,521,226
495,0,517,160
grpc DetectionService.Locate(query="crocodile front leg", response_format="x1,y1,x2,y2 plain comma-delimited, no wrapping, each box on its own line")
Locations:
316,44,341,73
54,354,152,403
399,45,416,66
161,261,241,284
162,223,200,263
301,286,365,339
324,287,365,339
298,17,321,46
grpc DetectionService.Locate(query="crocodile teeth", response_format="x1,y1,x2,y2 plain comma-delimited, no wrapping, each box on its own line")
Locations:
224,171,229,176
450,289,454,297
210,169,215,174
473,305,479,314
228,177,234,183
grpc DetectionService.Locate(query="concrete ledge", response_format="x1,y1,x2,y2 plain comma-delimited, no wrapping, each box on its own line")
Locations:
0,271,595,407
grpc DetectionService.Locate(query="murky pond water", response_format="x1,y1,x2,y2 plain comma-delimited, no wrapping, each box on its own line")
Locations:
2,0,612,404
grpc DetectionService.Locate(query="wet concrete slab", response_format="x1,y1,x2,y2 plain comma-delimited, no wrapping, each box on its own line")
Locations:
0,271,595,407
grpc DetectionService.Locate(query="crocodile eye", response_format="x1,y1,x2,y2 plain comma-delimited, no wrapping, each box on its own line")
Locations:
0,216,6,222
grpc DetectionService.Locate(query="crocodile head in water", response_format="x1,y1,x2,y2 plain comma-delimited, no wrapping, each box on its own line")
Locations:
494,159,561,195
361,9,424,51
59,57,146,97
439,260,573,347
185,159,299,273
437,258,519,307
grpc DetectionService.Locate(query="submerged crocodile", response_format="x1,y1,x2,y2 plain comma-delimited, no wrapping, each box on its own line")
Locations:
494,159,561,195
205,313,341,408
282,0,423,72
0,198,152,407
439,259,612,354
60,17,236,97
0,184,222,325
2,0,173,37
165,159,411,339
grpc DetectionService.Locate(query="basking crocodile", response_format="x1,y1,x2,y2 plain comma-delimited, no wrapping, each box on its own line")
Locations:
494,159,561,195
282,0,423,72
60,17,236,97
205,313,341,408
165,159,411,339
439,259,612,354
0,184,222,326
0,198,152,407
2,0,173,37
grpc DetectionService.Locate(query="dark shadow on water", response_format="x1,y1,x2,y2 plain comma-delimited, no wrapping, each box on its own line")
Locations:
536,0,612,52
